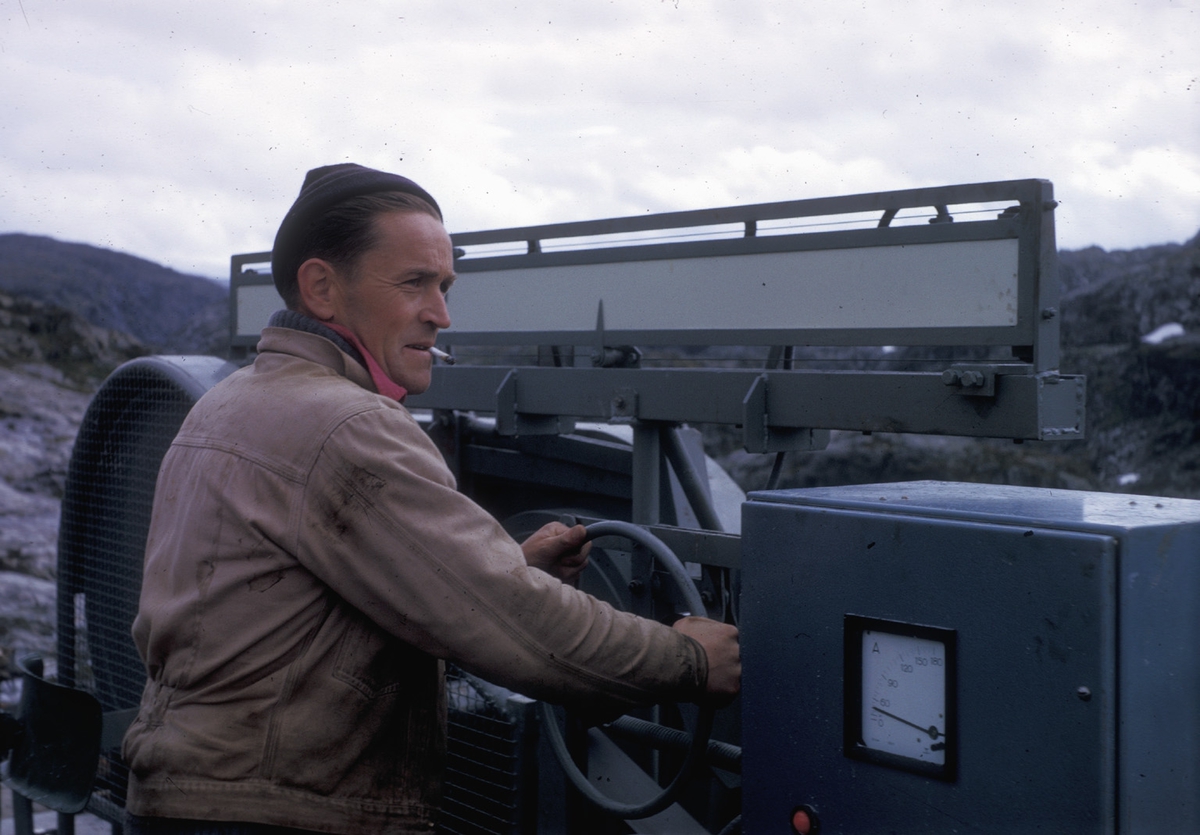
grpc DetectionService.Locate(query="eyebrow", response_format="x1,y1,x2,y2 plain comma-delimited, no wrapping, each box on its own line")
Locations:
401,269,456,283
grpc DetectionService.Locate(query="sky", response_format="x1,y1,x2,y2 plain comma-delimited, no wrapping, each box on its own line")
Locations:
1,0,1197,280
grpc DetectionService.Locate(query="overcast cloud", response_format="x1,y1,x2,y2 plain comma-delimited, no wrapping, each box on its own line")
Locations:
1,0,1197,279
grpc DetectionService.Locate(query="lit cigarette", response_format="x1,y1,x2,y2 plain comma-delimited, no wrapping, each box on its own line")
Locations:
429,346,456,365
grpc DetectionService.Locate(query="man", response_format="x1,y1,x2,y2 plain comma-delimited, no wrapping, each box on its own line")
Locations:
122,164,740,834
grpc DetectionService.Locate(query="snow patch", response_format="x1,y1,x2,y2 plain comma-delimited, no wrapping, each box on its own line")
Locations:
1141,322,1185,345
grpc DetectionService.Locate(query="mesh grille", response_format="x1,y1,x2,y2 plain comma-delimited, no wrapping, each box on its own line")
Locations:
57,358,213,813
442,670,537,835
56,357,535,833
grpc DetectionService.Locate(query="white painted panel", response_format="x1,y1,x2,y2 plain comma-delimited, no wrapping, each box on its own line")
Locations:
444,239,1019,337
235,284,285,337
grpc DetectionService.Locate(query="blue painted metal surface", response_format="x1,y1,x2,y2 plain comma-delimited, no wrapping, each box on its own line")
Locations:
742,481,1200,834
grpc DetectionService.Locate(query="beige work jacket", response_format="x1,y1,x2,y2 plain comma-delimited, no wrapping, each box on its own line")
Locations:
122,326,707,834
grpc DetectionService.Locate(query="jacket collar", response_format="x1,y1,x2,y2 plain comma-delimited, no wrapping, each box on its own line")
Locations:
263,310,407,401
266,309,364,364
257,314,378,395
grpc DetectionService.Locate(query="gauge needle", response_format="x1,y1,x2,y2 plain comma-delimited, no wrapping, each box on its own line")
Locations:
872,706,943,740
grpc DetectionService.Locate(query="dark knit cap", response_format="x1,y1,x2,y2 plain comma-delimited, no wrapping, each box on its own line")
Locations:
271,163,442,294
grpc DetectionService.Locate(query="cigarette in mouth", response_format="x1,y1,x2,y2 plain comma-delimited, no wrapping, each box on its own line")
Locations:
428,346,456,365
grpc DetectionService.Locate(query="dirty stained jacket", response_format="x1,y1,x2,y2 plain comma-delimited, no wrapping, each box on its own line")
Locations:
122,326,708,834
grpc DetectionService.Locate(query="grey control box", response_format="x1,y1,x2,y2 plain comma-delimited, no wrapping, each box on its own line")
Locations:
741,481,1200,834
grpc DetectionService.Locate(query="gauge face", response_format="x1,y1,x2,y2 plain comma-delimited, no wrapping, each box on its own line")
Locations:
861,630,947,763
845,615,957,780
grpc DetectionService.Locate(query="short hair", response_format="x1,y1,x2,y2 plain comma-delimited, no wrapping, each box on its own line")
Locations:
277,191,442,309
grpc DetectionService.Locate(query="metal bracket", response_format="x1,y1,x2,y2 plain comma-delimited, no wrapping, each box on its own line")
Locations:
1036,373,1086,439
495,369,574,436
590,298,641,368
610,387,638,423
742,374,830,453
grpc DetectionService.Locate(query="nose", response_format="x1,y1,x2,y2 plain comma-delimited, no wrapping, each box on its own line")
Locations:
422,287,451,330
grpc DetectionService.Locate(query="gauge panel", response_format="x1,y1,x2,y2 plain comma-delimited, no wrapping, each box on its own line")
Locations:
845,614,958,780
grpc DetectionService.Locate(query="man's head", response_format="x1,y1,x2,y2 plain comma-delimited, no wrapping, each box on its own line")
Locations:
273,164,455,395
272,163,443,308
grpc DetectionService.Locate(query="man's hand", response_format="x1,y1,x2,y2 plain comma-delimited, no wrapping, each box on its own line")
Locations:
673,616,741,702
521,522,592,586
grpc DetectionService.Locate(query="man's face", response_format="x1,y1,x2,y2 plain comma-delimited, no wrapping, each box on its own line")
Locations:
328,210,455,395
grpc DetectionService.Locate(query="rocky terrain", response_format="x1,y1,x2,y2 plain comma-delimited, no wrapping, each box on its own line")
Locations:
0,292,153,696
0,229,1197,695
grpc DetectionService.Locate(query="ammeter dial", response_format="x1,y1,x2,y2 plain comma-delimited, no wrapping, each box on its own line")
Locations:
845,615,958,780
862,629,947,763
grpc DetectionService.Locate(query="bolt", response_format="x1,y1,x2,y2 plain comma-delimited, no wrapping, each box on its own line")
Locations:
628,579,645,596
1077,686,1092,702
1041,307,1058,320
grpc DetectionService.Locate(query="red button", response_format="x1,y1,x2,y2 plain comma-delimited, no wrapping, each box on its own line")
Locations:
791,806,813,834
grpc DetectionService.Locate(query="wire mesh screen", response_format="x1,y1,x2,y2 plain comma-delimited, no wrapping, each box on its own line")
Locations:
54,356,537,832
442,669,538,835
56,357,216,818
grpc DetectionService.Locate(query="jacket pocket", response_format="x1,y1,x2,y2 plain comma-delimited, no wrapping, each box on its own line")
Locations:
332,612,408,699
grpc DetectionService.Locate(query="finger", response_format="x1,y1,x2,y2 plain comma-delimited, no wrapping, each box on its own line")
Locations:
557,524,587,546
535,522,568,541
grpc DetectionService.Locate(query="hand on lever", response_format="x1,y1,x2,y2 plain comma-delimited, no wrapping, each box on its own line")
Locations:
521,522,592,586
674,616,741,703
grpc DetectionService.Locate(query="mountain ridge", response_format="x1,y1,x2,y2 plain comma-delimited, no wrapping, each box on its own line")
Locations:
0,233,229,355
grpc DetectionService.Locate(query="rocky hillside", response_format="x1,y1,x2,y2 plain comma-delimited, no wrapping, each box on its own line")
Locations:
0,292,155,691
0,233,229,355
0,235,232,691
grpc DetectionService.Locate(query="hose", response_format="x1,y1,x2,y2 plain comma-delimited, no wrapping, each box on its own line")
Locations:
583,520,706,616
539,519,716,819
716,814,743,835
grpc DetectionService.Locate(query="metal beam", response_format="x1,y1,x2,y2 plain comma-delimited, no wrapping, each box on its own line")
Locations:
451,178,1050,248
408,366,1085,441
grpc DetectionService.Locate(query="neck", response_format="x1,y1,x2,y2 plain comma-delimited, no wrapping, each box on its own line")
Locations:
267,310,407,401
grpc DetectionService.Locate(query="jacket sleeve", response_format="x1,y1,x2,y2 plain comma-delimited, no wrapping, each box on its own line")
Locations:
291,403,708,711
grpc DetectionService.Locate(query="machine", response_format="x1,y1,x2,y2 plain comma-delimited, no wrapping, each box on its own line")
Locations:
9,179,1198,833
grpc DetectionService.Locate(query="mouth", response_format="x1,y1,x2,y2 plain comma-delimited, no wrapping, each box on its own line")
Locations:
405,344,455,364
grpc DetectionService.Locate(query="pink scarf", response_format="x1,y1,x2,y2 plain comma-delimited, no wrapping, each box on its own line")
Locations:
324,322,408,402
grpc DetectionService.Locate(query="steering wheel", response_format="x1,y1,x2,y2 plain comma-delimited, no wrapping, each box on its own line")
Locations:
539,520,717,820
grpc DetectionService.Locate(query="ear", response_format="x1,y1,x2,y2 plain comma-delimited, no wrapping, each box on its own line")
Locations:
295,258,340,321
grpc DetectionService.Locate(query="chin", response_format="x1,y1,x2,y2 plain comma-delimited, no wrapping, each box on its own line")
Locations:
403,377,432,396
